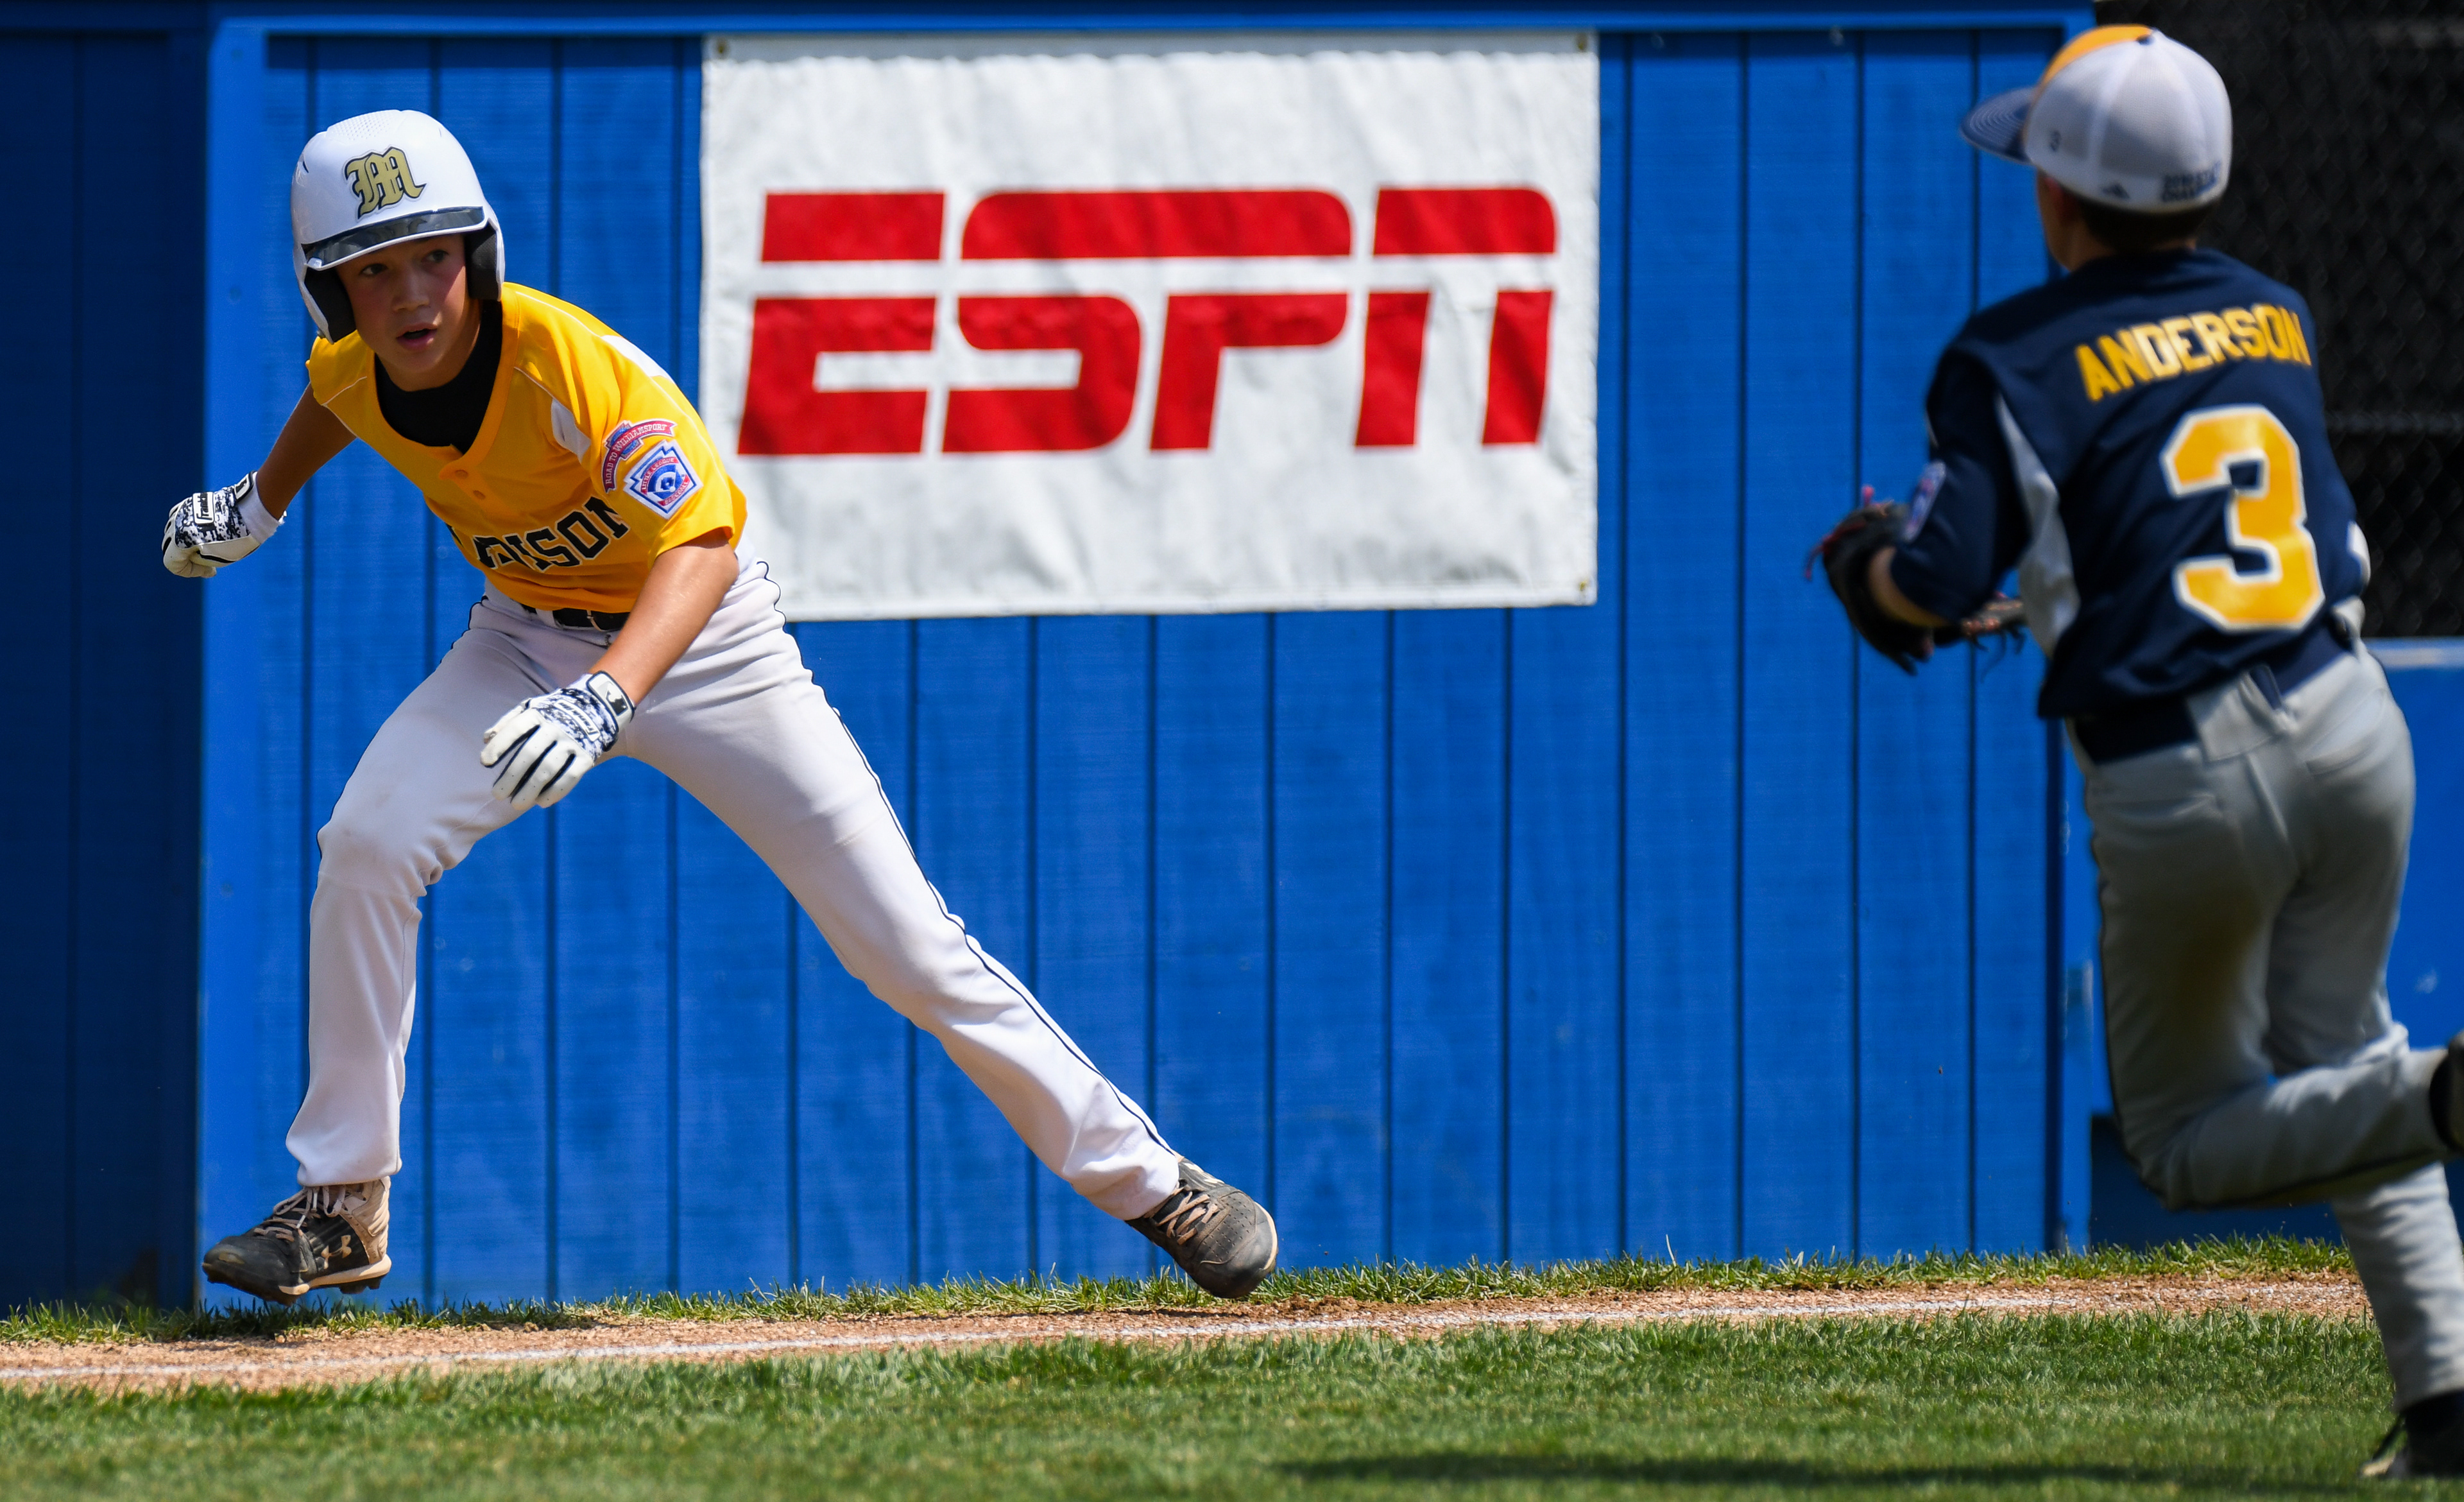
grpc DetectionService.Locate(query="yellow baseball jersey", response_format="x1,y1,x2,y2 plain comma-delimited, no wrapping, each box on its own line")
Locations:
306,284,746,614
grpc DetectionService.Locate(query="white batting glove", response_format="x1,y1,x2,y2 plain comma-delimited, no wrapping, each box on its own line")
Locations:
479,671,636,809
162,473,281,578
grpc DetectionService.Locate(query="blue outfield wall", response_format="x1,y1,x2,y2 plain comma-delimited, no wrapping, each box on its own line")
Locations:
194,14,2083,1309
2383,645,2464,1045
31,2,2314,1311
0,22,205,1312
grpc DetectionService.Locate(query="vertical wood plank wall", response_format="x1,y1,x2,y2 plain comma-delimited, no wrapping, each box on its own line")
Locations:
0,26,203,1311
200,24,2067,1306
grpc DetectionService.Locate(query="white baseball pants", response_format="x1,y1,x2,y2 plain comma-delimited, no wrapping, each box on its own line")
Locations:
285,558,1183,1221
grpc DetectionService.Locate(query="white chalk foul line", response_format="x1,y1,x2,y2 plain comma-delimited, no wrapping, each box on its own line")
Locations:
0,1286,2313,1386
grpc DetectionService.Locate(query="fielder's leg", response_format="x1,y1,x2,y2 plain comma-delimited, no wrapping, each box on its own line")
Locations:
622,562,1277,1296
2094,652,2464,1470
2260,653,2464,1455
2093,656,2445,1210
2337,1168,2464,1413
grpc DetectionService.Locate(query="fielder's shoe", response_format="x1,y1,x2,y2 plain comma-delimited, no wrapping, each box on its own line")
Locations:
2364,1396,2464,1479
2438,1032,2464,1152
1126,1159,1278,1300
201,1179,390,1305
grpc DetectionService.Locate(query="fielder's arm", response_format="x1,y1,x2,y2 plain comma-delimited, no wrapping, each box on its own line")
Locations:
1867,548,1948,628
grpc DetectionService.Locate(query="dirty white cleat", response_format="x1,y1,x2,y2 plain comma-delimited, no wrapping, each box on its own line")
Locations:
1126,1159,1278,1300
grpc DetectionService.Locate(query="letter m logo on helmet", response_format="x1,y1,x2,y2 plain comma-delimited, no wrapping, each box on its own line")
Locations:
344,148,425,218
292,110,504,340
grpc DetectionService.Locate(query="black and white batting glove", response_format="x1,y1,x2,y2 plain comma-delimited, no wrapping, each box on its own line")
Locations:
162,473,281,578
478,671,635,809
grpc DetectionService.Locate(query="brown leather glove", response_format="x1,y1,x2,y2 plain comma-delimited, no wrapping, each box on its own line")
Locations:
1808,490,2026,674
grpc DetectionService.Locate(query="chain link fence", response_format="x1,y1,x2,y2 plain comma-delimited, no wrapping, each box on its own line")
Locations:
2097,0,2464,635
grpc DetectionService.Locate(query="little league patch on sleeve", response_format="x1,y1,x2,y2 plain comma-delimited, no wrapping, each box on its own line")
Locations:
1901,461,1948,541
599,419,678,492
622,440,700,517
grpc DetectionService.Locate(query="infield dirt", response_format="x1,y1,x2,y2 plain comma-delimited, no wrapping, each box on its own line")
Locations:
0,1270,2369,1395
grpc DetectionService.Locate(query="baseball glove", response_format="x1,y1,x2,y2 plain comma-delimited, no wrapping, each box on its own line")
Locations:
1808,488,2026,675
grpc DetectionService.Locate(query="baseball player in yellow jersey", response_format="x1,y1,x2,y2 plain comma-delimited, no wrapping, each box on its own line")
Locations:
165,109,1276,1305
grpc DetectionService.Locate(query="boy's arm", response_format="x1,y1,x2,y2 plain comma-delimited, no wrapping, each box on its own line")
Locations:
588,530,736,704
256,388,357,517
1869,548,1946,626
477,530,736,810
162,388,354,576
1879,351,2031,626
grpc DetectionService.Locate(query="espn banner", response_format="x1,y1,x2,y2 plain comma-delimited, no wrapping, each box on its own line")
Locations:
702,34,1599,620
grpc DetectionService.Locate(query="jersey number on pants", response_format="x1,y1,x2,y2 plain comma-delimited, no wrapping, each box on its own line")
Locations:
2163,404,2325,632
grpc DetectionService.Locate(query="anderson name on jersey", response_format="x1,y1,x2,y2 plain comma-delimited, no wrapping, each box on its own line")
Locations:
1887,248,2365,720
307,284,748,614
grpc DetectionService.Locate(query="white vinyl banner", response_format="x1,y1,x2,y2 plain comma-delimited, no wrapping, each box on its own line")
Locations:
701,34,1598,620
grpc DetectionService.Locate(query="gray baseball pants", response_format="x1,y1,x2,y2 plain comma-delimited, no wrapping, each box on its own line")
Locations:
2083,644,2464,1407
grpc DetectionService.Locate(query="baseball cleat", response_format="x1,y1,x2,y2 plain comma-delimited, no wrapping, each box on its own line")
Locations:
1126,1159,1278,1300
2364,1399,2464,1479
2363,1433,2453,1480
201,1179,391,1305
2439,1032,2464,1153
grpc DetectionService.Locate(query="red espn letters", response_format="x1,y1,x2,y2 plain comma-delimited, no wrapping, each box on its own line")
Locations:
737,187,1557,457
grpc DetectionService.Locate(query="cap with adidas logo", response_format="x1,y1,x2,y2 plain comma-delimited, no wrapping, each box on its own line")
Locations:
1960,26,2232,212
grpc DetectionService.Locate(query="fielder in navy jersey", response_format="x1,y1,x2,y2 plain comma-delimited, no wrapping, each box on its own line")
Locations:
1891,249,2368,718
1829,26,2464,1477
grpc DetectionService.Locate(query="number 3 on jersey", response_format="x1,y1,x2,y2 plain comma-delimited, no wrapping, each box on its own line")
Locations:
2164,404,2325,632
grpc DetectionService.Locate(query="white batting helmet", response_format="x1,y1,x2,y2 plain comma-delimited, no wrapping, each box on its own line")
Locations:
291,110,503,340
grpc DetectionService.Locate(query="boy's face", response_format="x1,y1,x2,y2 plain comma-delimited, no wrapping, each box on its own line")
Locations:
339,232,477,389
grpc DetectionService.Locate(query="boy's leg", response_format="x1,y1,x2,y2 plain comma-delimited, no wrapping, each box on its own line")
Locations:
2337,1168,2464,1410
285,617,582,1186
2259,653,2464,1411
620,567,1182,1220
2094,657,2445,1212
212,603,594,1302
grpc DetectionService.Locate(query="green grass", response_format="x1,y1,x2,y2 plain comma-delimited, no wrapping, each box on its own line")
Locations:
1,1236,2352,1347
0,1311,2409,1499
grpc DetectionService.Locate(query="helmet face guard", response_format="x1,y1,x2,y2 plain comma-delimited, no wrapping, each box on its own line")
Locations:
298,222,502,343
291,110,504,341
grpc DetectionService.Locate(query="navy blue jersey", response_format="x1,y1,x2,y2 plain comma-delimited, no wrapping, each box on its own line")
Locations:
1887,248,2364,720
